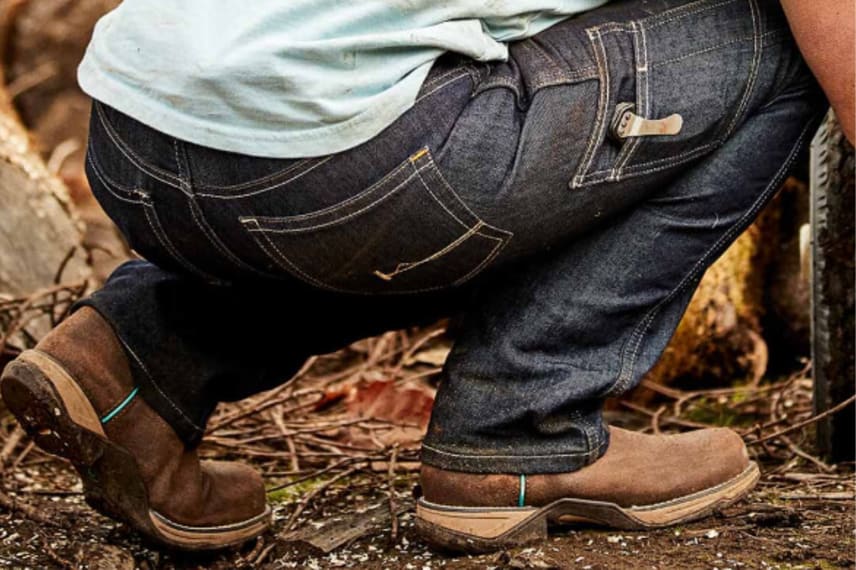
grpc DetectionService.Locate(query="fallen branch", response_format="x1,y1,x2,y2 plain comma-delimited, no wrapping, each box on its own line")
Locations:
747,394,856,446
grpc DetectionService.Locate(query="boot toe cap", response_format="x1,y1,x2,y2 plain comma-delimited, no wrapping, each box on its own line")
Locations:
201,460,268,522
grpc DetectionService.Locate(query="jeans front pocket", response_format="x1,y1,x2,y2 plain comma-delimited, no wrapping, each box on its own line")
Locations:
572,0,762,188
239,148,512,294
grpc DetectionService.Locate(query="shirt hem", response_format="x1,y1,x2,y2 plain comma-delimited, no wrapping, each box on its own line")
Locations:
78,61,432,159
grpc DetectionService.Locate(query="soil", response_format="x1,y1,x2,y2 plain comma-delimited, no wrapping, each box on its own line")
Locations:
0,458,852,570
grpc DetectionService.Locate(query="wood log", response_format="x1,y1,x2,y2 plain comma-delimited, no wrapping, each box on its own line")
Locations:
3,0,120,181
630,178,814,401
0,1,90,342
0,100,89,299
1,0,128,283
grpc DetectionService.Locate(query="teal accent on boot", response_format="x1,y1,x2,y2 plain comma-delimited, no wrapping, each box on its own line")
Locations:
100,387,139,424
518,474,526,507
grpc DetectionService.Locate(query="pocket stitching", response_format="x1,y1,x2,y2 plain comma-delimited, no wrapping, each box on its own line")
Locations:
242,158,414,228
452,230,509,286
241,148,513,293
374,222,486,280
571,27,614,189
241,165,419,234
416,152,514,241
195,156,334,199
612,21,649,180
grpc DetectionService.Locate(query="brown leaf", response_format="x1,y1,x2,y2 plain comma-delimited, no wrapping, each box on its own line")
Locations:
346,380,435,428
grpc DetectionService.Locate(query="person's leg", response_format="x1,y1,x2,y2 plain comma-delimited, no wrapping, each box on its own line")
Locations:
74,260,466,443
60,54,482,446
0,52,485,549
422,81,823,471
419,0,824,474
414,0,826,552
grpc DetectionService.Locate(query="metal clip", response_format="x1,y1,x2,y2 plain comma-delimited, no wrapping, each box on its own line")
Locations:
611,103,683,140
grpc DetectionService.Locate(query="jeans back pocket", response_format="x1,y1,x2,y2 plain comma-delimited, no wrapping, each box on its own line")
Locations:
239,148,512,294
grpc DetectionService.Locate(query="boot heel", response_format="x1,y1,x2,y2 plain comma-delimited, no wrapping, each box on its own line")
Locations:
415,499,546,554
1,352,106,466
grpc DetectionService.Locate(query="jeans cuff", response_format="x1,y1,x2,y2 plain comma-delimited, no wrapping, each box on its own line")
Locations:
420,422,610,474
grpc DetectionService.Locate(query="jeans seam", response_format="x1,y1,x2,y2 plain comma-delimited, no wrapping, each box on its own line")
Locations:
414,73,471,104
195,156,334,199
418,67,472,98
523,39,569,84
641,0,741,30
112,323,204,435
243,166,420,233
612,21,648,180
721,0,763,141
248,227,334,290
94,102,182,189
177,140,270,277
420,67,464,92
188,198,268,277
86,149,148,205
607,111,821,396
141,199,219,282
529,71,599,92
172,140,192,197
571,28,611,189
193,158,317,192
579,143,718,186
472,76,525,107
651,34,757,69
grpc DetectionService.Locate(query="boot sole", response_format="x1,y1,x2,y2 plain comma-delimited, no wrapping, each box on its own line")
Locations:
415,461,760,553
0,350,271,550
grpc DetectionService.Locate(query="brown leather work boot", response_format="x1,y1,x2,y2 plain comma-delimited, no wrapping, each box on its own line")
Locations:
0,308,270,550
416,426,759,553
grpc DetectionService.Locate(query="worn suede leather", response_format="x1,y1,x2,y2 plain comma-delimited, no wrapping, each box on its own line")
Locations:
421,427,750,508
37,307,266,526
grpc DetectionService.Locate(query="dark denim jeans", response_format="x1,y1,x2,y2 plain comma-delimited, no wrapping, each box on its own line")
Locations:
78,0,825,473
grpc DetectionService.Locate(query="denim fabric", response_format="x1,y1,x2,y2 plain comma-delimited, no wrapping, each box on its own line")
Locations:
77,0,825,473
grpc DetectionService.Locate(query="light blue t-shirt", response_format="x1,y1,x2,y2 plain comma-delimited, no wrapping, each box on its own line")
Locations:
78,1,607,158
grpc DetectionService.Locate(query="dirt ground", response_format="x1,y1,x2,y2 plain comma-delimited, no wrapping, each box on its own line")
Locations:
0,335,852,570
0,455,852,570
